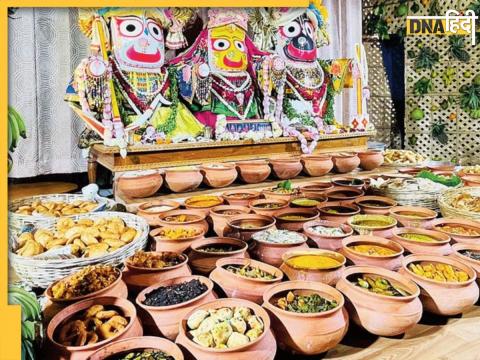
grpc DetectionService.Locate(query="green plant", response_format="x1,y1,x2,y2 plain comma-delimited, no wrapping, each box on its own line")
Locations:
364,2,390,40
413,77,433,96
441,67,456,87
414,47,439,70
8,106,27,172
449,36,470,62
460,82,480,118
431,120,448,144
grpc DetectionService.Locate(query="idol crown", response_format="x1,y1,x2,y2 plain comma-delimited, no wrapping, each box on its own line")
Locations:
207,8,249,30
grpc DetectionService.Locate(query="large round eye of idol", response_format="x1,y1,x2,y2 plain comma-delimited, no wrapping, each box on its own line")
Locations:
234,40,246,53
147,20,163,41
118,17,144,37
212,38,231,51
281,21,301,38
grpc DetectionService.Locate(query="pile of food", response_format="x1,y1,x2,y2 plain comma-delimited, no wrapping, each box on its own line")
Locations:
434,224,480,236
197,243,242,253
350,216,395,228
109,350,174,360
252,229,305,244
383,149,425,165
460,165,480,175
143,279,208,307
408,262,469,282
14,199,98,217
14,217,137,258
398,233,439,243
306,225,346,236
291,198,323,207
348,244,397,256
223,264,276,280
223,192,257,200
55,304,128,346
187,307,264,349
459,250,480,261
51,266,118,300
127,251,184,269
276,291,338,313
155,227,202,240
449,193,480,213
285,254,342,270
351,274,410,297
185,195,223,208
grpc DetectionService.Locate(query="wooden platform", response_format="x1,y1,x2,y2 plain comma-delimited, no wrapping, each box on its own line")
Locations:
8,182,78,201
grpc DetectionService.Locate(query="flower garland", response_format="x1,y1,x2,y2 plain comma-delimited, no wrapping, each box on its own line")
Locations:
281,122,320,154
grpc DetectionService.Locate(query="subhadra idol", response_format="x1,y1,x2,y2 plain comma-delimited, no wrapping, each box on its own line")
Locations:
65,8,204,151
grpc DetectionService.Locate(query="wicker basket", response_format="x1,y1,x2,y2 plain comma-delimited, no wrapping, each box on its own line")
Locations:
9,211,149,288
8,194,108,234
438,187,480,221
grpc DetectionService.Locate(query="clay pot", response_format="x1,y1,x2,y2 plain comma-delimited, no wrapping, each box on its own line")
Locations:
280,249,345,285
175,298,277,360
354,196,398,215
290,195,327,209
274,208,320,232
136,276,216,341
151,225,206,253
300,181,334,197
45,297,143,360
427,161,455,172
262,280,348,355
332,178,365,190
137,200,181,225
461,175,480,186
389,206,438,228
88,336,184,360
398,167,423,175
222,190,261,206
200,163,238,188
303,220,354,250
249,199,290,217
348,214,397,238
301,154,334,177
340,235,404,270
324,186,365,204
336,266,422,336
236,160,272,184
224,214,276,242
358,150,384,171
331,153,360,173
451,243,480,279
399,254,479,316
210,205,251,236
164,167,203,193
429,218,480,244
188,237,249,274
123,252,192,295
117,170,163,198
392,227,452,256
210,258,283,304
269,157,303,180
251,232,309,267
184,195,224,216
154,210,209,232
317,202,361,224
262,188,300,203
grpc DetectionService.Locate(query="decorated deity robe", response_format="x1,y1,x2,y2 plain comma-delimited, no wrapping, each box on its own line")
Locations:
65,8,204,151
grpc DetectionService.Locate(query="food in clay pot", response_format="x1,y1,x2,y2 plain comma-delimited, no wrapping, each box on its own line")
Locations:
317,202,361,224
429,218,480,244
274,207,320,232
136,276,216,340
209,258,283,304
150,225,205,253
236,160,272,184
154,210,209,233
354,196,398,215
392,227,452,256
116,170,163,198
300,181,334,197
223,214,276,242
323,186,364,204
249,199,290,217
262,280,348,355
200,163,238,188
300,154,334,177
175,298,277,360
269,157,303,180
348,214,397,238
358,150,384,171
221,190,261,207
389,206,438,228
290,195,327,209
262,180,301,202
332,177,365,190
303,220,354,250
184,195,224,216
136,200,181,225
209,205,251,237
451,243,480,279
331,152,360,173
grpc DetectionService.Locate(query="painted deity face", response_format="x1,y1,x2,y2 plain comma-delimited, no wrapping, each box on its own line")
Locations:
276,14,316,63
111,15,165,72
208,24,248,71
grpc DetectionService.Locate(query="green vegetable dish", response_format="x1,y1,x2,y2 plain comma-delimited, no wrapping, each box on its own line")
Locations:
350,274,410,297
109,350,174,360
276,291,338,313
224,264,276,280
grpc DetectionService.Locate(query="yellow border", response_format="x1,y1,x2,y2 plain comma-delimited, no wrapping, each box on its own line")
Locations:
2,2,308,358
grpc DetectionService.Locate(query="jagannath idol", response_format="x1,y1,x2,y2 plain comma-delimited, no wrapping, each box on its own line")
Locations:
65,8,204,151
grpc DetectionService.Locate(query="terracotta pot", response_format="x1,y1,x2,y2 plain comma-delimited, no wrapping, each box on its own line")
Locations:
45,297,143,360
269,157,303,180
358,150,384,171
303,220,354,250
137,200,181,226
123,252,192,295
301,155,334,177
209,205,251,237
451,243,480,279
175,298,277,360
222,190,261,206
331,153,360,173
236,160,271,184
332,177,365,190
87,336,184,360
280,249,345,285
151,225,206,253
251,232,308,267
348,214,397,238
164,168,203,193
392,227,452,256
389,206,438,228
398,167,424,175
317,202,361,224
340,235,404,270
184,195,224,216
427,161,455,172
154,209,209,232
117,170,163,198
188,237,249,274
354,196,398,215
300,181,334,197
429,218,480,244
136,276,216,341
290,195,327,209
324,186,364,204
210,258,283,304
262,280,348,355
224,214,276,242
249,199,290,217
200,163,238,188
399,254,479,315
262,188,300,203
273,208,320,232
336,265,422,336
461,175,480,186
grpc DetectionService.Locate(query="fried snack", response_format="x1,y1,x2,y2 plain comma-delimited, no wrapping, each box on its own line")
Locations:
408,262,469,282
461,165,480,175
157,227,202,240
383,149,425,165
127,251,184,269
449,193,480,213
14,199,98,217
